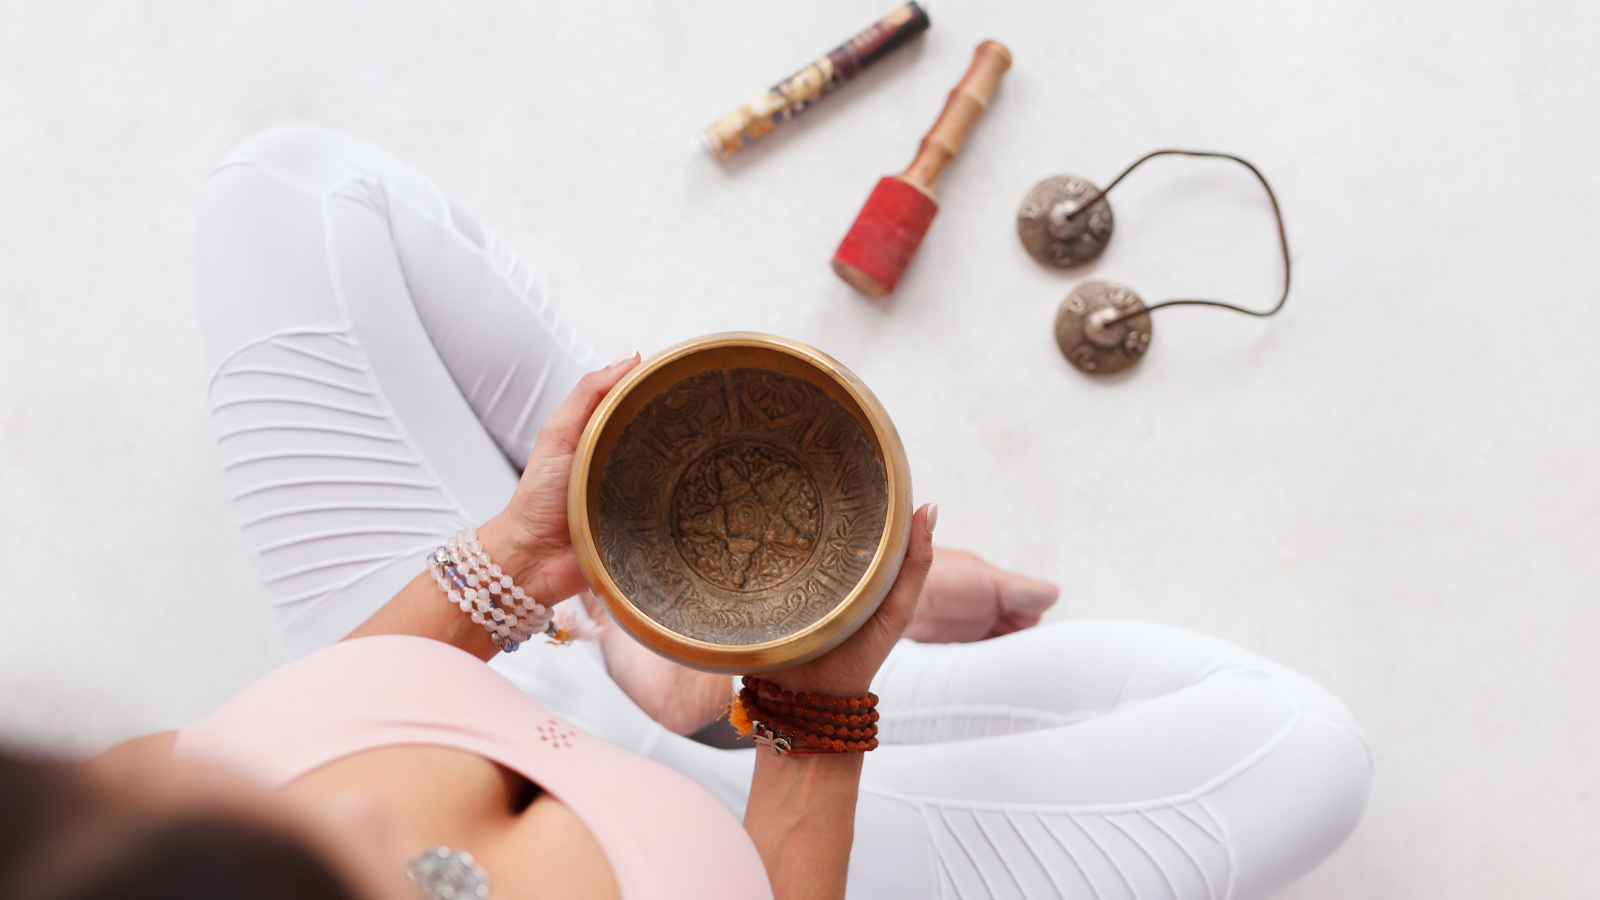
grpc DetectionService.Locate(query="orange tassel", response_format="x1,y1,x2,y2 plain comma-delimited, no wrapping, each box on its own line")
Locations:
726,698,754,737
546,628,573,646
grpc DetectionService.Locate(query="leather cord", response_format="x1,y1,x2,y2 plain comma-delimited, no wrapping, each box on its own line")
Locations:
1064,149,1292,328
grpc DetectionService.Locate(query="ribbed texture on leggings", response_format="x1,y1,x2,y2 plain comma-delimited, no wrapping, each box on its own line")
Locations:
877,705,1071,744
917,800,1231,900
209,327,466,628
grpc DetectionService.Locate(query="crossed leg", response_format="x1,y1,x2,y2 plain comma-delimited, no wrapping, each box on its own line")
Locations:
197,124,592,656
197,126,1369,899
852,620,1371,899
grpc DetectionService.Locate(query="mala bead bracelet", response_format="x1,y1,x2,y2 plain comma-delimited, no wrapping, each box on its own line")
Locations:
740,676,880,710
732,676,881,755
425,524,566,653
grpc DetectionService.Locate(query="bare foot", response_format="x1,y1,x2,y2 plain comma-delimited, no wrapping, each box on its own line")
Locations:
581,544,1058,728
581,593,732,736
903,547,1060,643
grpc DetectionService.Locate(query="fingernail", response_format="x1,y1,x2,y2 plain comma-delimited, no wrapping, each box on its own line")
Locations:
607,351,638,369
923,503,938,535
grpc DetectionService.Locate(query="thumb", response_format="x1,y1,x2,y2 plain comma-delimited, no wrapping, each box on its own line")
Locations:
873,503,937,637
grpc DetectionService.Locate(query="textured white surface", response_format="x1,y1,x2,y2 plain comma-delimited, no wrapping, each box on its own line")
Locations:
1,0,1596,896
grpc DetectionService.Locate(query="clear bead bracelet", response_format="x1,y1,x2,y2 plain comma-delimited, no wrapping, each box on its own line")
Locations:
426,524,562,653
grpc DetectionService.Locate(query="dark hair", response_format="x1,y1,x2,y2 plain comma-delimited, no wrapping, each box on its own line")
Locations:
0,750,361,900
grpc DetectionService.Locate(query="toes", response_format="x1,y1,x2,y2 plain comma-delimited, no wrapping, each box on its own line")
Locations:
996,574,1060,617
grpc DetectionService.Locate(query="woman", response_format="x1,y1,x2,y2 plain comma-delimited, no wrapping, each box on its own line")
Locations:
5,127,1370,900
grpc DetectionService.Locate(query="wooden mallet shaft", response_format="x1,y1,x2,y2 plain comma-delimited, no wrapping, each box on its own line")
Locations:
832,40,1012,297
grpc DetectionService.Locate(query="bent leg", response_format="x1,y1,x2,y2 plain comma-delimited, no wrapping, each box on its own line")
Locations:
197,125,591,655
196,127,733,795
849,620,1371,899
195,127,706,790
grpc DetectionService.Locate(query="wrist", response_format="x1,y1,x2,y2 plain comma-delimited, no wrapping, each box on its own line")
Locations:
739,678,881,757
760,670,873,698
752,745,864,776
475,514,547,594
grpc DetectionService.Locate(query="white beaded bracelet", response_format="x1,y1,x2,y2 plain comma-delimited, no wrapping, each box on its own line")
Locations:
426,524,561,653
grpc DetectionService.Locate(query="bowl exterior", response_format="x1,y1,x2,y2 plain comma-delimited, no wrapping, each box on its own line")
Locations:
567,333,912,674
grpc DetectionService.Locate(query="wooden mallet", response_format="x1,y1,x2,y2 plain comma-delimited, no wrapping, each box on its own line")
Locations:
831,40,1012,297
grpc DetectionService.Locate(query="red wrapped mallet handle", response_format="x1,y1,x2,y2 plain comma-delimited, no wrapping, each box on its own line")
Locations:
832,40,1011,297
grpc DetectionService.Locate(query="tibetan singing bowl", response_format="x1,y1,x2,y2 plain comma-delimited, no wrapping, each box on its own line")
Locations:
568,333,912,673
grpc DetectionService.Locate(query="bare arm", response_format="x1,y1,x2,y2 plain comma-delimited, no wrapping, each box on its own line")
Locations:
741,504,936,900
344,565,502,660
745,753,865,900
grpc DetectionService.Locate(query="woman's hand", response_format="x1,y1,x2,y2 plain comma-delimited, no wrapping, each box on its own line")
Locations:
475,353,640,605
762,504,938,697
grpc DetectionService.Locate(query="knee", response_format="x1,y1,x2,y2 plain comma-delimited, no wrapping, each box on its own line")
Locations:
201,124,414,214
196,125,345,233
212,124,354,179
194,128,356,375
1206,703,1372,898
204,124,445,224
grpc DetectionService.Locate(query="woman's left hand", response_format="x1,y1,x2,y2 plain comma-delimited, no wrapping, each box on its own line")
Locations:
762,504,938,697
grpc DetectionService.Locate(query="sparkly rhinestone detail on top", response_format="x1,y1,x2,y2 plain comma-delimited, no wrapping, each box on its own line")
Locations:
406,846,489,900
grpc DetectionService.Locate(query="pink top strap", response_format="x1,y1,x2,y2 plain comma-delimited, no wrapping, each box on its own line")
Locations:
175,635,770,900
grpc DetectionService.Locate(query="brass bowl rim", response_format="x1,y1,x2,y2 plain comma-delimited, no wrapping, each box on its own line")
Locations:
567,332,913,674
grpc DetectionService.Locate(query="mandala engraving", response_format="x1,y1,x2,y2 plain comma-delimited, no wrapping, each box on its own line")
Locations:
671,442,821,591
597,367,888,645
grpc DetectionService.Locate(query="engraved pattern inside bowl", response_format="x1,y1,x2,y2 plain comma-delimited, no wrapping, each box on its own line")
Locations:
596,366,889,646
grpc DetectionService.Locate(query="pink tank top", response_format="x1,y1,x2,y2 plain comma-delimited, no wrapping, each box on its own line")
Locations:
174,635,771,900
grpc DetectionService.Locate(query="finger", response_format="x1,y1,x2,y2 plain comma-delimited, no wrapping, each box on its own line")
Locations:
988,609,1044,639
998,576,1060,617
870,503,937,639
526,352,641,463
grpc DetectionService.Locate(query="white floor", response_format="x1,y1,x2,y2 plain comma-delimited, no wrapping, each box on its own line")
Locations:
2,0,1596,896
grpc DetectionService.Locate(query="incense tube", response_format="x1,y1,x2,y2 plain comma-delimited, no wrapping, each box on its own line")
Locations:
701,2,930,160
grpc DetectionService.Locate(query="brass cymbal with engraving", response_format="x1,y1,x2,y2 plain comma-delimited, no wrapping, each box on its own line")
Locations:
1017,175,1115,268
568,334,913,674
1054,281,1152,375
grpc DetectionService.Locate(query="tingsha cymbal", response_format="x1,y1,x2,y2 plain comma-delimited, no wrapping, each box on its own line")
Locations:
1054,281,1152,375
1017,175,1114,268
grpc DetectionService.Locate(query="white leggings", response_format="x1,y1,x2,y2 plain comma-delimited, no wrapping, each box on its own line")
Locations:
196,126,1370,900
